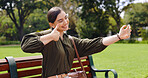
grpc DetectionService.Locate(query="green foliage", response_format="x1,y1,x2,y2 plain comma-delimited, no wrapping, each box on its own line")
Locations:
76,14,109,38
0,36,6,42
0,41,20,45
76,18,94,38
108,16,118,34
116,39,148,44
24,9,49,34
141,28,148,40
124,3,148,38
0,0,55,40
76,0,110,38
124,3,148,25
104,0,134,31
137,27,143,37
75,0,134,38
0,12,18,40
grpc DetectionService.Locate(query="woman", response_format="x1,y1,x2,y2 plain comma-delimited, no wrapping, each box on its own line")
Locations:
21,7,131,78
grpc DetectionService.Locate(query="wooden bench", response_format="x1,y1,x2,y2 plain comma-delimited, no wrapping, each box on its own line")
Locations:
0,55,118,78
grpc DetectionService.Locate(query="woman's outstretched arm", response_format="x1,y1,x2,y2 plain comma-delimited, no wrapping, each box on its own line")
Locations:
102,25,131,46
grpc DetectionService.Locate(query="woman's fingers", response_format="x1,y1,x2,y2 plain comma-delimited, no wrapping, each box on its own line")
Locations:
128,25,132,32
127,25,132,34
119,25,132,39
54,24,60,30
121,25,131,31
120,25,127,30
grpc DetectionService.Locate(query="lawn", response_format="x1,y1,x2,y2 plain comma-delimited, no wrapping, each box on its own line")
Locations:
0,44,148,78
93,44,148,78
0,45,41,59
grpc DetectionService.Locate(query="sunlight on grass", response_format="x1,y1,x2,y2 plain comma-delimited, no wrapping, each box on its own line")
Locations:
0,46,41,59
92,44,148,78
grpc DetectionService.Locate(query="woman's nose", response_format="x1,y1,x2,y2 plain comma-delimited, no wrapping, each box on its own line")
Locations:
63,19,68,24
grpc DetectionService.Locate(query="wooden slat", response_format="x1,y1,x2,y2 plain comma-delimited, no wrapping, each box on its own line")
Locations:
0,64,9,71
18,68,42,77
71,60,90,68
0,58,42,71
16,60,42,69
30,76,42,78
15,55,42,62
73,56,88,61
0,59,7,64
0,56,42,64
0,73,10,78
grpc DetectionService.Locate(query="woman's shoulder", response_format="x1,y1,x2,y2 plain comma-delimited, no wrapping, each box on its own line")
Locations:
26,29,52,36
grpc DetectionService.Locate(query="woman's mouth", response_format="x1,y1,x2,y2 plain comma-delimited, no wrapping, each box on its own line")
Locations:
62,25,68,29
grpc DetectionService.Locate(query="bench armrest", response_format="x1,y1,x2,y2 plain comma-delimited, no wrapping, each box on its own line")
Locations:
5,56,18,78
91,65,118,78
88,55,118,78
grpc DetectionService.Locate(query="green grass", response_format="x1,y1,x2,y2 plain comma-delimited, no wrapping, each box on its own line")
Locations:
0,45,41,59
0,44,148,78
93,44,148,78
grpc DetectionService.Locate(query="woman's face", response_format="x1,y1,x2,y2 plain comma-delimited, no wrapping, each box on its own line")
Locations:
52,11,69,32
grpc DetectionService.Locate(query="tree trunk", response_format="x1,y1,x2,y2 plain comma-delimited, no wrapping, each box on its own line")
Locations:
17,18,24,41
117,20,120,30
115,14,121,33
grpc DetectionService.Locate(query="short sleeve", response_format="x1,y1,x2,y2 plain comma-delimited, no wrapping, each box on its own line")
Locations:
73,37,107,57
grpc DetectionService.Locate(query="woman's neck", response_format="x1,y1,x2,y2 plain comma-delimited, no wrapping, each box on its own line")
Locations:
60,32,64,40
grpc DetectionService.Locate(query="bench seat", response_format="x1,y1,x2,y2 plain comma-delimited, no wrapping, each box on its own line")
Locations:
0,55,118,78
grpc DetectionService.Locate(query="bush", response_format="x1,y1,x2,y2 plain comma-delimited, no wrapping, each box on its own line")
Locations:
116,40,148,44
0,41,20,45
0,36,6,42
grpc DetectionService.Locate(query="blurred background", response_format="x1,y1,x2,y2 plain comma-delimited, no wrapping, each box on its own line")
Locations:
0,0,148,43
0,0,148,78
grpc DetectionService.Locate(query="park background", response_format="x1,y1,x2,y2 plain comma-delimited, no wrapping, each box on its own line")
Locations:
0,0,148,78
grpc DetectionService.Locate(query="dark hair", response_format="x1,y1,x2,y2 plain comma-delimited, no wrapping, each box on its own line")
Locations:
47,7,63,23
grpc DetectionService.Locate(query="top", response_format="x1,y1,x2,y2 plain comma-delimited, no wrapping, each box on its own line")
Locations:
21,29,107,78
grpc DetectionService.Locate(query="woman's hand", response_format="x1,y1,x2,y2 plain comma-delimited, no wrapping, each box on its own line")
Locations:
118,25,132,39
102,25,132,46
40,24,60,45
50,24,60,41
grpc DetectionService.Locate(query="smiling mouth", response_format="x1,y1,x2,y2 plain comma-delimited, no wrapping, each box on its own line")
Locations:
62,24,68,28
62,26,68,29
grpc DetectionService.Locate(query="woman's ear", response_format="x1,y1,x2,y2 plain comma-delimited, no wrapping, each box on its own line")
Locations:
49,23,55,28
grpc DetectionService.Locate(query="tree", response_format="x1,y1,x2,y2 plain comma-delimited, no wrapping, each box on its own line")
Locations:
24,9,49,34
0,10,5,27
75,0,110,38
124,3,148,39
0,0,54,41
0,11,18,40
105,0,134,32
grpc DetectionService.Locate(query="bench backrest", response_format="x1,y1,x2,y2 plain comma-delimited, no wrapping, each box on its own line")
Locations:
0,55,93,78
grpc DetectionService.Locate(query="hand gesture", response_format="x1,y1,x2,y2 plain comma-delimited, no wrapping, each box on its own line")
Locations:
50,24,60,41
118,25,132,39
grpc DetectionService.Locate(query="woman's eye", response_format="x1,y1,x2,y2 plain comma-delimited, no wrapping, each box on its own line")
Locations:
59,20,63,23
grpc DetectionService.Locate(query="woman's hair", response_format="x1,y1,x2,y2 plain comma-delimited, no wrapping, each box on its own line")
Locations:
47,7,63,23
